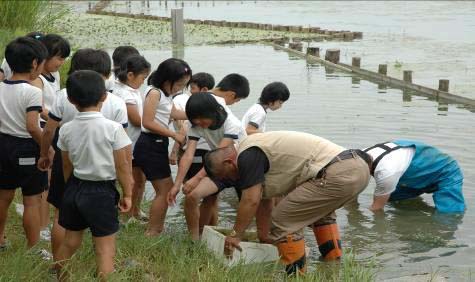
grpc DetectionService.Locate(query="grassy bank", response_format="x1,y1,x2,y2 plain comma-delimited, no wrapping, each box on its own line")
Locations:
0,0,66,60
0,202,376,281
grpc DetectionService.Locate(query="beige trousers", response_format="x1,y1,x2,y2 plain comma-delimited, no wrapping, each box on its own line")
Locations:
268,155,370,242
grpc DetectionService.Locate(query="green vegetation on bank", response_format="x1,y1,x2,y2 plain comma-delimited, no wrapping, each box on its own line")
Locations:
0,203,376,281
0,0,67,60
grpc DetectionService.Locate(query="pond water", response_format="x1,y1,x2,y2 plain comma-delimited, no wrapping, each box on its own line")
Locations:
123,44,475,281
96,0,475,99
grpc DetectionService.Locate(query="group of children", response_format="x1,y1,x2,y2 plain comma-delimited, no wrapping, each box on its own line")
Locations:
0,33,290,279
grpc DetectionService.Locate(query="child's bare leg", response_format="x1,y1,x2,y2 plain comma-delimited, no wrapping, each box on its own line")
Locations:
199,194,218,234
56,230,84,281
40,189,50,229
131,167,146,217
146,177,173,236
23,193,42,247
51,208,65,261
184,178,219,240
0,190,15,245
92,233,116,280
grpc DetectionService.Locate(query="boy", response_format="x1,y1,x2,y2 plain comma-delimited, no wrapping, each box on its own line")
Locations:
0,37,48,249
37,48,127,264
55,70,133,280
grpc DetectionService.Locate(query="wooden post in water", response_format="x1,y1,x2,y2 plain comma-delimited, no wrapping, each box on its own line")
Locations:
289,42,303,51
171,8,184,45
325,49,340,64
438,79,449,92
307,47,320,57
352,57,361,68
403,70,413,83
378,64,387,75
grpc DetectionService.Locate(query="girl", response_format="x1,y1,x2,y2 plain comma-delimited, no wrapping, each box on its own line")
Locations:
133,58,191,236
242,81,289,135
113,54,151,221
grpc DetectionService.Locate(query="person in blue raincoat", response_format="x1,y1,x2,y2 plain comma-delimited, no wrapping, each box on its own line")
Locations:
363,140,465,213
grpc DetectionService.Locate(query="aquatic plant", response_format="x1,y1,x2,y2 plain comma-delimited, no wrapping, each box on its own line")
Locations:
394,60,403,69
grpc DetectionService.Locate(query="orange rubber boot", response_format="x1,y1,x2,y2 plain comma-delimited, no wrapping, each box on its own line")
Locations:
276,235,306,275
313,223,342,260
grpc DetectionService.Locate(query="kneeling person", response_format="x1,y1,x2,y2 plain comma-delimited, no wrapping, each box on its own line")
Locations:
55,70,133,280
203,131,371,274
364,140,465,213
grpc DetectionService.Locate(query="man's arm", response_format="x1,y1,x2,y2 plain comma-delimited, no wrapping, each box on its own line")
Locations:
233,184,263,236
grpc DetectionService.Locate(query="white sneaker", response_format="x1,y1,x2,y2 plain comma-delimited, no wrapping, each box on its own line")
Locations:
136,210,149,222
40,228,51,241
37,248,53,261
15,203,24,216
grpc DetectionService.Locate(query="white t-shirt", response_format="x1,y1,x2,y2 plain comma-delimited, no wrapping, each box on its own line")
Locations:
141,86,173,132
112,81,143,149
39,72,61,121
105,72,116,92
49,88,128,128
0,80,42,138
241,103,267,132
366,145,415,196
1,59,12,80
187,110,246,150
172,93,210,151
58,112,131,181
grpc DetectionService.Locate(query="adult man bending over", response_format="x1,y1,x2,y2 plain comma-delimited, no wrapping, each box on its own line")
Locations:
203,131,371,275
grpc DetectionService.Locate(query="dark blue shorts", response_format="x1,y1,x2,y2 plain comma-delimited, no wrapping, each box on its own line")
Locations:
59,176,120,237
133,132,171,181
0,133,47,196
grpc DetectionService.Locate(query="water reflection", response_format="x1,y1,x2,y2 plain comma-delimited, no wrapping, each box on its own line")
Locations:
344,198,464,259
172,46,185,59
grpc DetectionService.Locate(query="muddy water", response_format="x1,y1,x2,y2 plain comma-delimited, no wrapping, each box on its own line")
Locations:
123,44,475,280
101,0,475,98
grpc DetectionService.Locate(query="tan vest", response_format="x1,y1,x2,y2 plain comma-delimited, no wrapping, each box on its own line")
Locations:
238,131,345,199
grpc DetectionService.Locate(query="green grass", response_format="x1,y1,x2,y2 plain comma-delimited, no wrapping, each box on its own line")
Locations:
0,0,68,60
0,200,376,281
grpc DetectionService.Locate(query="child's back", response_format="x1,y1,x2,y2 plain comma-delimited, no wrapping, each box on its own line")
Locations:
0,80,43,137
55,70,132,280
59,112,129,180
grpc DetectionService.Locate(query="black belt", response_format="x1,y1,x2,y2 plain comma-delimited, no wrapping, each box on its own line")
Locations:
316,149,372,179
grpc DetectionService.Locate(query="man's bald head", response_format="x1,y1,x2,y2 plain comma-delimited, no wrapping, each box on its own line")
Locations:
203,145,238,180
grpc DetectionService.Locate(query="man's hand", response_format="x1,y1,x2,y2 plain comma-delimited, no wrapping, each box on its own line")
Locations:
119,196,132,213
224,236,242,259
167,185,180,206
182,176,200,194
